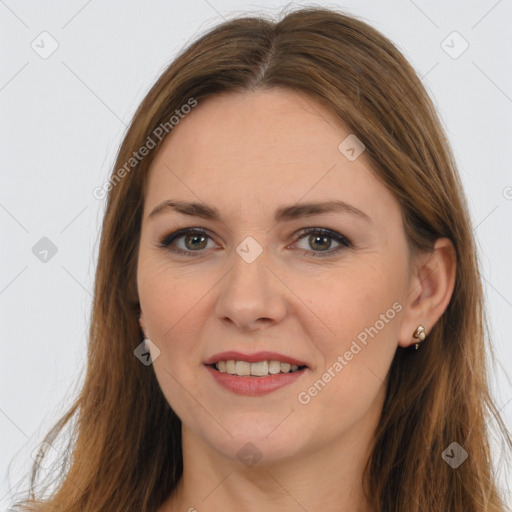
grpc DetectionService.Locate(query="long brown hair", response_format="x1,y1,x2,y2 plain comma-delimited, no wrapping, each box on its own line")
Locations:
11,6,511,511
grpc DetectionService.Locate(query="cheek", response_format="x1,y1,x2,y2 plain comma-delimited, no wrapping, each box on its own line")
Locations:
293,271,400,433
138,258,216,346
290,265,404,424
138,264,213,424
295,261,405,358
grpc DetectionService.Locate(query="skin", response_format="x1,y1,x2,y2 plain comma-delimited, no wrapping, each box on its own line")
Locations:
137,88,456,512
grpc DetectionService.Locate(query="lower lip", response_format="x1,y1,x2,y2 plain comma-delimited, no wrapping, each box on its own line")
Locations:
205,365,308,396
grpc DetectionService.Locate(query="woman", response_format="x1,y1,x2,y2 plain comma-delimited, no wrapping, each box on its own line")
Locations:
12,6,511,512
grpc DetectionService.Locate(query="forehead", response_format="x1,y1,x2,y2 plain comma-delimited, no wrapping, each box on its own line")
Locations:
144,89,400,228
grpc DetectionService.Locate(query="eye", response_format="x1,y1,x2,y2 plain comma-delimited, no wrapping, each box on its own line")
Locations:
157,228,218,257
293,228,351,257
156,227,352,258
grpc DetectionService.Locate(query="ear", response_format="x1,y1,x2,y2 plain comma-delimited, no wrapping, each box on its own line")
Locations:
138,310,147,338
398,238,457,348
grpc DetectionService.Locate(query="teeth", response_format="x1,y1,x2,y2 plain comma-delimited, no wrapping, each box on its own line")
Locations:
214,359,305,376
235,361,251,376
225,360,236,374
268,360,281,374
250,361,268,376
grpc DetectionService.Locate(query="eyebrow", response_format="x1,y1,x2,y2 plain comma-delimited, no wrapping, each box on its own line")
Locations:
148,199,372,223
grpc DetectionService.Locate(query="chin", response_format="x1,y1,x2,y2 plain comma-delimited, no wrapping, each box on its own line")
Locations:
212,434,305,467
188,415,311,465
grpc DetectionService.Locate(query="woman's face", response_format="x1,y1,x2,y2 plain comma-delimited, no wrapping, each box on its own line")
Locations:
137,89,415,464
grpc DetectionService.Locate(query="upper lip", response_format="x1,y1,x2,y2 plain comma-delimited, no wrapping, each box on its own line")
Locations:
204,351,309,367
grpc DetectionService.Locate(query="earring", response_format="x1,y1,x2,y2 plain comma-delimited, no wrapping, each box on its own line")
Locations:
413,324,426,350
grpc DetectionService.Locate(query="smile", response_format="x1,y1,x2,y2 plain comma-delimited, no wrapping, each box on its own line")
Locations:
210,360,306,377
203,351,310,395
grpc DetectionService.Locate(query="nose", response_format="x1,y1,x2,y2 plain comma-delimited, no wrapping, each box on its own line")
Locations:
215,246,288,331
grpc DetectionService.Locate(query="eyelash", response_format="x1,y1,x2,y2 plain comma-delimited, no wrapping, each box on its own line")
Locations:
156,227,352,258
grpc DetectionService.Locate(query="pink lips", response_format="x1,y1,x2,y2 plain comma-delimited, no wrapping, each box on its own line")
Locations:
204,351,309,396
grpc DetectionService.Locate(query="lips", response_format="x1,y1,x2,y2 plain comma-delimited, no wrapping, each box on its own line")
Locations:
203,351,310,395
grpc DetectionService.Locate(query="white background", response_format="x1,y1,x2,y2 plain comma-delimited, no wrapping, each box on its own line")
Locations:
1,0,511,507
